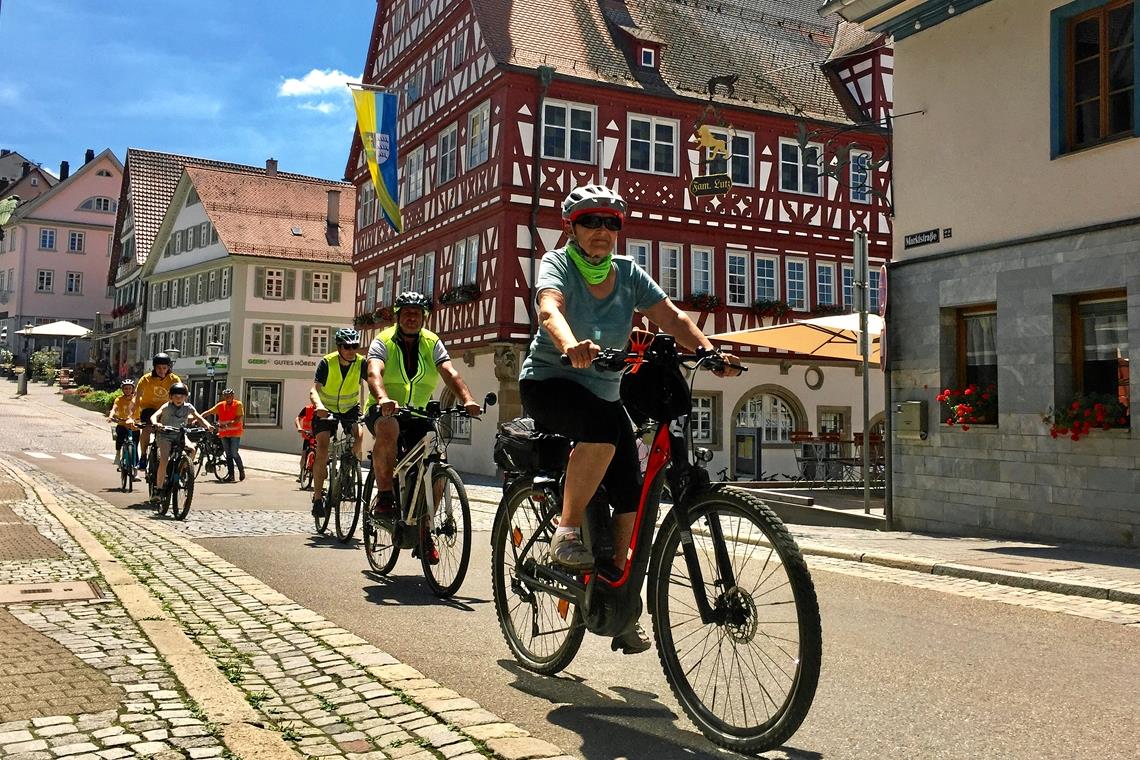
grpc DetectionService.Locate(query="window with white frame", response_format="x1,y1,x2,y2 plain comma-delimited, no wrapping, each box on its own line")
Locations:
311,272,332,302
627,240,651,275
786,260,808,310
310,326,329,356
196,273,205,302
39,228,56,250
467,100,491,168
842,265,854,308
399,260,413,293
437,123,458,184
413,256,426,294
628,115,678,174
659,244,682,298
36,269,53,292
691,395,715,444
640,47,655,67
365,273,377,310
452,32,466,66
171,280,180,307
432,50,447,84
691,246,712,296
542,101,595,162
193,328,203,356
737,392,798,444
869,267,881,313
218,323,228,351
755,256,778,301
380,265,394,307
265,269,284,299
220,267,230,298
406,68,424,104
463,235,479,285
420,252,435,296
706,130,754,186
779,139,822,195
816,262,835,306
68,231,85,253
405,145,424,202
850,150,872,203
263,324,283,354
727,252,749,306
183,278,191,304
65,272,82,294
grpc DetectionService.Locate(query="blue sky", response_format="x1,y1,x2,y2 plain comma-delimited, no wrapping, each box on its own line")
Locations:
1,0,375,180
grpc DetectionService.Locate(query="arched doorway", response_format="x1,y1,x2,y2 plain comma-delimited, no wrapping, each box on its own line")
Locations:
730,385,806,479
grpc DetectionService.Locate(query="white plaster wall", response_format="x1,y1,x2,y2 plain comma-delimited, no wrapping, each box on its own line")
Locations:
151,203,227,275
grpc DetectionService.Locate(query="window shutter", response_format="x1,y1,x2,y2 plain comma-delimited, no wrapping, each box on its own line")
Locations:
255,267,265,298
331,272,342,303
301,272,312,302
252,323,264,354
282,325,294,355
301,326,311,355
285,269,297,300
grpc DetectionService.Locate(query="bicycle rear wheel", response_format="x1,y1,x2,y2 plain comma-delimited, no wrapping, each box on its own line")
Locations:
170,460,195,521
313,459,334,534
647,486,821,754
490,478,584,675
362,471,399,573
334,455,361,542
421,465,471,598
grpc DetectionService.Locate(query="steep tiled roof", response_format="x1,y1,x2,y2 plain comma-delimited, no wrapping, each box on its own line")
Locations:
472,0,849,122
109,149,337,285
186,167,355,265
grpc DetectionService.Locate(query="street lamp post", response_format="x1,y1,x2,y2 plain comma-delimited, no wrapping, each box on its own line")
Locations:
205,342,223,378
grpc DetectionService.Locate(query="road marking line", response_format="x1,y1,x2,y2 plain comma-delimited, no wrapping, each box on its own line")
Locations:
62,453,96,460
25,452,54,459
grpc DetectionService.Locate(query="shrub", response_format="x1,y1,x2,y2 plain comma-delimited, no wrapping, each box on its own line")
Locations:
30,348,62,381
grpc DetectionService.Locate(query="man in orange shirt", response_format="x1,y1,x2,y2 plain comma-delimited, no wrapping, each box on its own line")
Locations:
204,389,245,482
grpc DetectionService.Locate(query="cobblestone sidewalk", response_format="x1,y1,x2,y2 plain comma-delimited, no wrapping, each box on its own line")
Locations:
0,455,572,760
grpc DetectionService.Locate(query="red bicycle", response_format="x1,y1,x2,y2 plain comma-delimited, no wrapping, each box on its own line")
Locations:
298,434,316,491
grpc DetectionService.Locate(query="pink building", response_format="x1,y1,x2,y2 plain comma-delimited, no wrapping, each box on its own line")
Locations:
0,149,122,363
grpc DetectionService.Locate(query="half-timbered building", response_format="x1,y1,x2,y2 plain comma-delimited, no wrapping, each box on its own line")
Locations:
348,0,894,477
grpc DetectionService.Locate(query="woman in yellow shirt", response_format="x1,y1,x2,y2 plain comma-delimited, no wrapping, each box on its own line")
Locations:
204,388,245,482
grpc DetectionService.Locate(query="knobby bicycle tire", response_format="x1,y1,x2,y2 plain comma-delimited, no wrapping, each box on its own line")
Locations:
421,465,471,598
170,459,195,521
313,456,334,534
334,454,361,542
647,486,821,754
491,477,584,675
361,470,399,573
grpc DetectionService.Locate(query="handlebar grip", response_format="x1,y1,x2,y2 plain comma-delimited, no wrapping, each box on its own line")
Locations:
559,354,572,366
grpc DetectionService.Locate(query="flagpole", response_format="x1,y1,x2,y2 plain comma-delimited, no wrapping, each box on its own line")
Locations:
346,82,404,93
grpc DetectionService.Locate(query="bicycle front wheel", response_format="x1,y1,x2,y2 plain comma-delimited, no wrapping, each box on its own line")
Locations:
362,471,399,573
170,460,195,521
421,465,471,598
647,486,821,754
313,459,334,534
490,478,584,675
334,456,361,542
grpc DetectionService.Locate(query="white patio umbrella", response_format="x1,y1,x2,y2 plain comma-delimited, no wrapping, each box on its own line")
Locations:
710,312,883,364
15,320,92,338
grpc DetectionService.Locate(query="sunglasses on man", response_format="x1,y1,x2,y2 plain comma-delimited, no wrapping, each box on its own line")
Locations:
574,214,623,231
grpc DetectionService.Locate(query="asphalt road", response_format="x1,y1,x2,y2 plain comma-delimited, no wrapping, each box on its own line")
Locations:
7,389,1140,759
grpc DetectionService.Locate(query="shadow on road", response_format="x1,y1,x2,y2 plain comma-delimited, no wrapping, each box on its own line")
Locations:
360,572,488,611
305,534,364,551
498,659,823,760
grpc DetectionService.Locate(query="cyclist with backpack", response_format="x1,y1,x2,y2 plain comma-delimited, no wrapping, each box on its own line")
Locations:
518,184,740,653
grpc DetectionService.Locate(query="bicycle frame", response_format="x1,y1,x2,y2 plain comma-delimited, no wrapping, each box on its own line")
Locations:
392,420,446,527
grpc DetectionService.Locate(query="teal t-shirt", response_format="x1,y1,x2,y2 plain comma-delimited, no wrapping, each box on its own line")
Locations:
519,245,667,401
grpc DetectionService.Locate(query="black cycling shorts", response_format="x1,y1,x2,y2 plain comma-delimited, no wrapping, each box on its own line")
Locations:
312,406,361,437
140,408,157,424
364,405,435,457
520,378,640,514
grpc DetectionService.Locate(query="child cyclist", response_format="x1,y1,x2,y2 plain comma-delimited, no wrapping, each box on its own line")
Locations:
108,379,140,470
150,383,213,499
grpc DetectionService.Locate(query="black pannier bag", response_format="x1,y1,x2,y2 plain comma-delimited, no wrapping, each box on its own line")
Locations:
494,417,571,474
620,333,690,425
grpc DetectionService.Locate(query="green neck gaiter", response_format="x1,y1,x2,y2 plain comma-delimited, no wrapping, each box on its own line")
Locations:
566,241,612,285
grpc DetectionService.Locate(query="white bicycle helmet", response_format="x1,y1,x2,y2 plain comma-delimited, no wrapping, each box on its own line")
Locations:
561,184,628,222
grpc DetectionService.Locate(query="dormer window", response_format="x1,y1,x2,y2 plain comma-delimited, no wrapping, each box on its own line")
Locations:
640,47,656,68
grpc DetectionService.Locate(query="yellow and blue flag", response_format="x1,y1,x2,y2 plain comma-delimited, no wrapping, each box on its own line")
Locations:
351,87,402,234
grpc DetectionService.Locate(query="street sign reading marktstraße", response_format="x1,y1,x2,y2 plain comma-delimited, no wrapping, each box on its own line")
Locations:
690,173,732,196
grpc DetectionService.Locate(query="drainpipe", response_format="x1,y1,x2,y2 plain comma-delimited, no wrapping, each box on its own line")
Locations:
528,66,555,330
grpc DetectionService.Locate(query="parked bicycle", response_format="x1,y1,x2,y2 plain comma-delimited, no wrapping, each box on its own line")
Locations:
109,416,138,493
148,424,204,521
315,419,361,540
361,393,495,598
490,335,821,754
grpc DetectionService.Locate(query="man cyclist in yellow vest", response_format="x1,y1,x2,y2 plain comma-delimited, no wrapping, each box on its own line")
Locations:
364,292,481,534
129,352,182,474
309,327,366,518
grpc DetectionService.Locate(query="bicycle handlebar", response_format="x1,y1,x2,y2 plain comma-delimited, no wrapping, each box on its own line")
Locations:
150,424,210,435
559,346,747,373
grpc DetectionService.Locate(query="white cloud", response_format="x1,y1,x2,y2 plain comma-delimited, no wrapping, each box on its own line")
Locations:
299,101,338,114
278,69,356,97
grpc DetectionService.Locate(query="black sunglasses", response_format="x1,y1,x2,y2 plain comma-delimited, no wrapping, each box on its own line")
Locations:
575,214,623,231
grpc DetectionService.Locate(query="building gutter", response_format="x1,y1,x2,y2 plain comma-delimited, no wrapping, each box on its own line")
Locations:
527,65,555,332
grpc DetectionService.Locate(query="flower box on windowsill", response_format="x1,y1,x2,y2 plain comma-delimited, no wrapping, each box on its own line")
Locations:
752,298,791,319
937,383,998,430
686,292,724,313
439,284,480,305
1043,393,1130,441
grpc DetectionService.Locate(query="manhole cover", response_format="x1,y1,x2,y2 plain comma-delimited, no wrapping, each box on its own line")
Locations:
0,581,104,605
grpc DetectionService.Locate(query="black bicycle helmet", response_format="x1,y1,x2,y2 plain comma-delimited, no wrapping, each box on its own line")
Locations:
152,352,172,369
394,291,432,313
562,184,627,222
334,327,361,347
169,382,189,396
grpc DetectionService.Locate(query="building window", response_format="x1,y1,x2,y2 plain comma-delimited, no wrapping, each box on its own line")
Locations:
263,324,283,354
467,100,491,169
265,269,284,299
850,151,872,203
869,267,882,313
737,392,798,444
357,182,377,228
727,252,749,306
406,68,424,104
68,231,85,253
628,115,678,175
220,267,231,298
36,269,54,293
692,395,715,444
779,139,822,195
183,278,191,304
65,272,82,295
659,244,682,299
80,196,117,212
414,252,435,296
405,145,424,202
452,32,467,67
1074,296,1129,403
39,228,56,250
691,246,712,297
196,274,205,302
957,308,998,422
438,123,458,184
755,256,778,302
542,101,595,162
171,280,180,307
399,260,413,293
1059,0,1136,152
244,381,282,428
842,265,855,308
310,326,330,356
432,50,448,84
311,272,331,302
816,262,835,306
705,130,754,186
786,259,807,310
640,47,655,67
627,240,651,274
454,235,479,286
218,323,228,352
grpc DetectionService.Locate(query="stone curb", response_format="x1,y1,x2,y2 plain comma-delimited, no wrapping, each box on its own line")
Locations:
796,543,1140,606
1,457,302,760
3,456,575,760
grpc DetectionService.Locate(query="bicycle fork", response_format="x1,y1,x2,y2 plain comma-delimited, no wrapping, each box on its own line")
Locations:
671,496,739,626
